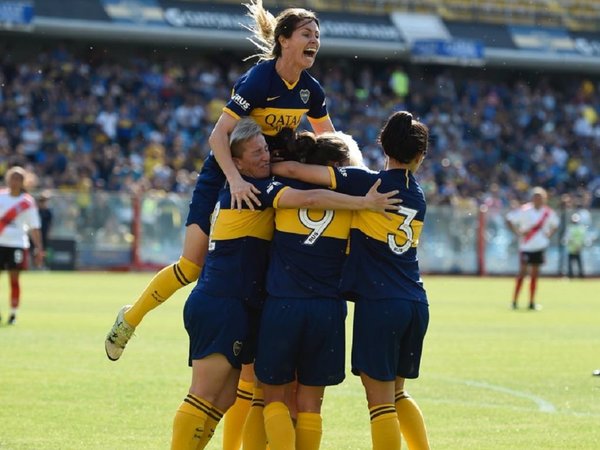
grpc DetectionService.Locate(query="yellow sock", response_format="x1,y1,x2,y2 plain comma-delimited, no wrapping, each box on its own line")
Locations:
295,412,322,450
264,401,295,450
395,390,430,450
125,256,200,327
171,394,213,450
222,379,253,450
369,404,401,450
197,404,224,449
242,388,268,450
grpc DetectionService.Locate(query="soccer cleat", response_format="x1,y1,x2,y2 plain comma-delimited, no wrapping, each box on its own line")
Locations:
528,303,542,311
105,305,135,361
511,302,518,310
7,314,16,325
593,370,600,377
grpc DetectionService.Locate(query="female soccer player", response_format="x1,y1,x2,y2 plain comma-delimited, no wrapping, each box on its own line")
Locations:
272,111,432,450
106,0,331,355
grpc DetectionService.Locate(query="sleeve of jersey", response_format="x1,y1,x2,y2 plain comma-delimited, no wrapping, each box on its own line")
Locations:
223,68,268,119
332,167,374,196
256,179,290,208
306,80,329,121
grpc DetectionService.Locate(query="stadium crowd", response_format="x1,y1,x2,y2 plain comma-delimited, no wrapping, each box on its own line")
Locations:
0,44,598,209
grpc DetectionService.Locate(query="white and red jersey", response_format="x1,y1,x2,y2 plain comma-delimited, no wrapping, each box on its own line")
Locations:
506,203,559,252
0,189,40,249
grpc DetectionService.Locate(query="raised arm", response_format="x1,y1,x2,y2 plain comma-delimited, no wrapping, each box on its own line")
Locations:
308,116,335,135
271,161,333,187
277,179,399,213
209,113,261,210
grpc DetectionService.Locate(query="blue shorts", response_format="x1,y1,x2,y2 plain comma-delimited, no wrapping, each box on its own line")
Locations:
241,305,262,365
255,296,347,386
351,299,429,381
183,289,249,369
185,153,226,235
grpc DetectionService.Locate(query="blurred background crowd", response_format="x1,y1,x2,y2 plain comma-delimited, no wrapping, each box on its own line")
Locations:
0,43,598,212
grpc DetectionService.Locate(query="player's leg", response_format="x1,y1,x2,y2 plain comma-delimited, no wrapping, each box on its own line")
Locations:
125,224,206,327
361,374,401,450
512,253,528,309
222,363,254,450
263,383,295,450
105,154,224,360
395,301,430,449
8,269,21,325
395,378,430,450
294,298,346,450
353,300,400,450
242,380,268,450
529,263,540,309
295,384,325,450
197,366,241,450
255,297,303,450
172,355,235,450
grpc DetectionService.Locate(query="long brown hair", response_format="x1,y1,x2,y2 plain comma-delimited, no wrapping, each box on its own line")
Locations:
243,0,319,61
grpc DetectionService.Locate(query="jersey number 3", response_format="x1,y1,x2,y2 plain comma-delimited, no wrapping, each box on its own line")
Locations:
387,206,417,255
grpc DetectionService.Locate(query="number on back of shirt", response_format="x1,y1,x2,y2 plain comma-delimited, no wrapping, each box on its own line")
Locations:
387,206,418,255
299,209,334,245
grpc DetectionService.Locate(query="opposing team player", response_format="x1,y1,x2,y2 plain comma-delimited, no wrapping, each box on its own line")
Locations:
0,166,44,325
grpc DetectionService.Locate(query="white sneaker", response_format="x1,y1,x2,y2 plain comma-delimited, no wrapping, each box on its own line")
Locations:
105,305,135,361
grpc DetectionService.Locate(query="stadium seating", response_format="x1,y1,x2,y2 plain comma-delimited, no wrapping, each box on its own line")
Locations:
189,0,600,31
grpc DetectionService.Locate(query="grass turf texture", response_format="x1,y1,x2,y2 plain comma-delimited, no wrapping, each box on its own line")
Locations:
1,272,599,449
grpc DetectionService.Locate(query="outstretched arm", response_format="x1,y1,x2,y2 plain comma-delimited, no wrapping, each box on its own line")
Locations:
277,179,400,213
271,161,333,187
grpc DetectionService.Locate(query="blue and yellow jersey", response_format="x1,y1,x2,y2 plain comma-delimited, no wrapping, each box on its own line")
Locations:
223,59,329,140
327,166,428,304
266,177,352,300
196,176,287,307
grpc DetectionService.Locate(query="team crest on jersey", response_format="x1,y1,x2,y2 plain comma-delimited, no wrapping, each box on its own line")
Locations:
233,340,243,356
299,89,310,104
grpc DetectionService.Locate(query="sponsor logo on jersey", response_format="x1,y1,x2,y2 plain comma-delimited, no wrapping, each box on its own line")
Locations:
265,114,302,131
232,93,250,111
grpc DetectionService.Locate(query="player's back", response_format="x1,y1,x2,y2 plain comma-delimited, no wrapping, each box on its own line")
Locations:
329,166,427,303
267,177,352,300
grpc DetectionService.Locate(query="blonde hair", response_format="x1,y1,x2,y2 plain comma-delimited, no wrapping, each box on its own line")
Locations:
243,0,319,62
334,132,365,167
5,166,27,182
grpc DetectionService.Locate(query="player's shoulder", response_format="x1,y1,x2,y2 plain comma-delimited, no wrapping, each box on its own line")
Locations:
300,70,324,91
245,60,276,81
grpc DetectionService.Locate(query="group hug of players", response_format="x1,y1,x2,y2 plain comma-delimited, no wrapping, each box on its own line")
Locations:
105,2,432,449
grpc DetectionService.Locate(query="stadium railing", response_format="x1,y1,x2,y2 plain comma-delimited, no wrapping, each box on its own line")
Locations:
43,192,600,276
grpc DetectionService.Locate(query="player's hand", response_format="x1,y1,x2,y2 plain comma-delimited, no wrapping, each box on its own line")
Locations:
365,179,401,219
229,177,261,211
34,249,45,268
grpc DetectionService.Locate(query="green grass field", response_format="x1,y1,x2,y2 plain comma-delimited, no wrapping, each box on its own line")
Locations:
1,272,599,449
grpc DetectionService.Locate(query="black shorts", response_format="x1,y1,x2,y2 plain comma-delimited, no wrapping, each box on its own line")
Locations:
0,246,28,270
520,250,545,266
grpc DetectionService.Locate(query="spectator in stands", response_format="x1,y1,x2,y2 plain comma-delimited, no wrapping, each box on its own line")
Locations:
506,187,560,310
0,167,44,325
